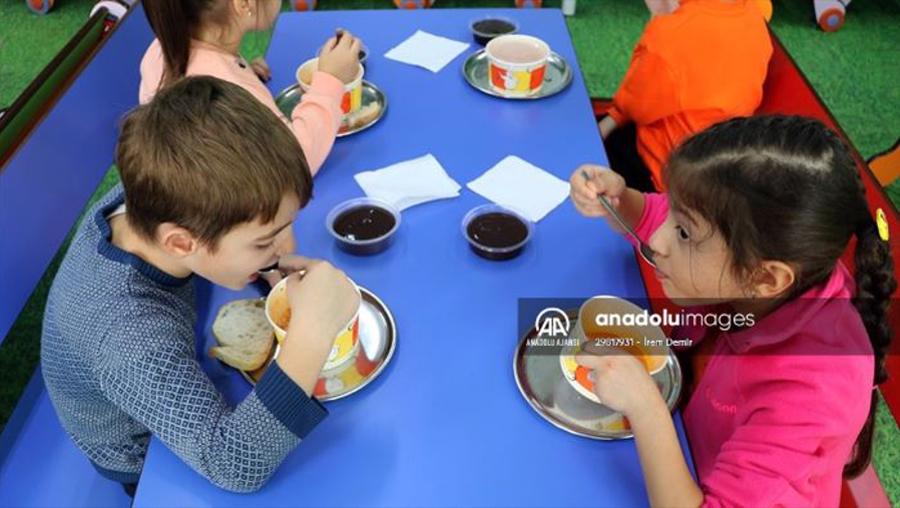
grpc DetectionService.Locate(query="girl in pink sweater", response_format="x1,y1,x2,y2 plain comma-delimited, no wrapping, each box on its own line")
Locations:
569,115,895,507
139,0,361,176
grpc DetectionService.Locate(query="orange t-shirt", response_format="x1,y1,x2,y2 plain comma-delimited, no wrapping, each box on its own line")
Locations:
607,0,772,190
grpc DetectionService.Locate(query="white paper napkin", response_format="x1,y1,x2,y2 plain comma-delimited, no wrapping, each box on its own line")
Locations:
466,156,571,222
354,154,462,210
384,30,470,73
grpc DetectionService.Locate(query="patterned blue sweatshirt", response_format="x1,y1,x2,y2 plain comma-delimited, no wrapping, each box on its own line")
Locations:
41,186,327,492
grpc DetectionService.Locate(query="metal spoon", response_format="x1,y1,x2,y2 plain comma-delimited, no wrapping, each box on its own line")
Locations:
258,263,307,279
580,169,656,267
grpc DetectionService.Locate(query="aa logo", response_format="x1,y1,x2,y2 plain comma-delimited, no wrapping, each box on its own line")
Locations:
535,307,570,338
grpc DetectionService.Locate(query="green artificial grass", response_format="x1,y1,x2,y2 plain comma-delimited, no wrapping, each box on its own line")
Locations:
875,390,900,506
0,0,899,501
768,0,900,159
0,0,102,107
888,178,900,205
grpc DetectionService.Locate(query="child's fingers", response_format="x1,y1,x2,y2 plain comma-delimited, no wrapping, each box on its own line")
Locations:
575,353,608,371
578,165,616,196
261,269,283,287
284,270,308,301
250,60,271,82
251,57,270,71
571,181,597,202
278,254,320,274
337,30,356,50
320,36,338,54
570,169,599,197
579,164,607,182
348,37,362,56
570,186,609,212
572,202,596,217
571,193,605,214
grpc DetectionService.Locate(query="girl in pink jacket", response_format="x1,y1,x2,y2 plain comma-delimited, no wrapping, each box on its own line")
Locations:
139,0,361,176
569,115,895,507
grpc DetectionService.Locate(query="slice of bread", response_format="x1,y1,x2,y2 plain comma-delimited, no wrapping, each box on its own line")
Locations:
210,299,274,371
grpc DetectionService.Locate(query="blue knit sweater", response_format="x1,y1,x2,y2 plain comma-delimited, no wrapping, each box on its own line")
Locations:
41,186,327,492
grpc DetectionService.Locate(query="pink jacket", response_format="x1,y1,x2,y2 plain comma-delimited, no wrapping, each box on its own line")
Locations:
634,193,874,507
139,39,343,175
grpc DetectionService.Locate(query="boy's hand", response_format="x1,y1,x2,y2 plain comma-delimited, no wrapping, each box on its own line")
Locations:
318,30,362,84
275,255,359,395
575,352,663,419
281,256,358,344
598,115,617,139
569,164,627,219
250,57,272,82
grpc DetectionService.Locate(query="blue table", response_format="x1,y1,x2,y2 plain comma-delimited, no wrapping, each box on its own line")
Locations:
135,8,692,507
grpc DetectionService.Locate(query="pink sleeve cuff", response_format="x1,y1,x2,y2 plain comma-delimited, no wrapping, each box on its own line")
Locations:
633,192,669,244
306,72,344,99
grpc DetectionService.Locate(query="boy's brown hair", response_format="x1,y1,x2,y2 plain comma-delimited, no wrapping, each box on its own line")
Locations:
116,76,312,249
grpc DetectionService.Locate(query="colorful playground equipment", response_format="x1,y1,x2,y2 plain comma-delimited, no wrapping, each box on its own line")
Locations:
25,0,846,32
814,0,851,32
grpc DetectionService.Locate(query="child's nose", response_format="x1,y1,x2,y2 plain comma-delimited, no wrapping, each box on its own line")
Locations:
648,228,668,258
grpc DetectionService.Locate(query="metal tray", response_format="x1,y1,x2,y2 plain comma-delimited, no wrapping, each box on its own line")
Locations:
240,287,397,401
513,310,682,439
462,49,573,100
274,80,387,137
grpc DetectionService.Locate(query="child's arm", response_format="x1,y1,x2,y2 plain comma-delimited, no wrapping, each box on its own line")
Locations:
97,310,328,493
275,256,360,393
577,353,703,508
286,73,344,176
598,115,618,140
284,33,364,176
249,57,272,82
630,395,704,507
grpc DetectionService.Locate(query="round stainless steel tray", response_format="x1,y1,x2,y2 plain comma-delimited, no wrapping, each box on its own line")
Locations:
513,309,682,439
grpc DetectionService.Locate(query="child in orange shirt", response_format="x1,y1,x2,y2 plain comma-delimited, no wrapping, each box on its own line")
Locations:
600,0,772,191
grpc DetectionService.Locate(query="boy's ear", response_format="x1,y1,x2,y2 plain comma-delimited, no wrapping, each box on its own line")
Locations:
157,223,200,258
750,261,796,299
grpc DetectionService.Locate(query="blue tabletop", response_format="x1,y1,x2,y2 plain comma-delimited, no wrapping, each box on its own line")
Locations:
135,8,691,507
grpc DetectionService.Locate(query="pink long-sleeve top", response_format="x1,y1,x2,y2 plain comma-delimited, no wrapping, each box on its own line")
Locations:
633,192,874,507
139,39,342,175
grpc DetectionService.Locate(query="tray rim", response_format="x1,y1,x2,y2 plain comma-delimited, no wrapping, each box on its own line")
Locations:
461,49,573,101
238,286,398,402
274,80,388,137
513,308,682,440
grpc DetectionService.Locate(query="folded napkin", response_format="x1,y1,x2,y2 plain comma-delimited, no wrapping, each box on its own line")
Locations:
466,156,571,222
384,30,470,73
354,154,462,210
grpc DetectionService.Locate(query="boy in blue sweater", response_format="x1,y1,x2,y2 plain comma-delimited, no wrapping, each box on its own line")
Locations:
41,76,358,494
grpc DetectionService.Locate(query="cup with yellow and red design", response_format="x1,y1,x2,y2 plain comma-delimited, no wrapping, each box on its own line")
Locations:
265,276,362,372
561,296,668,404
296,58,364,120
485,34,550,97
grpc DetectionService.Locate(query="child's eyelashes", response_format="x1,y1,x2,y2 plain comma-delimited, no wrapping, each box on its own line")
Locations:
675,224,691,242
254,242,275,251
